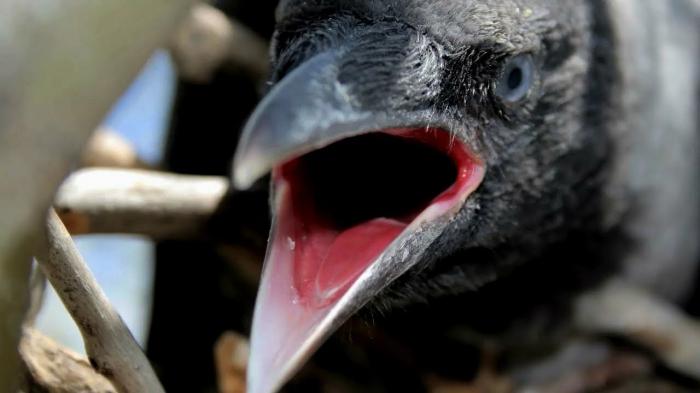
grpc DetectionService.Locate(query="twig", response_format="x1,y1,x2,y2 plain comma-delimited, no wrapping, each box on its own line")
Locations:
55,168,229,239
19,327,117,393
82,128,149,169
24,265,47,327
574,279,700,379
0,1,194,389
170,3,269,83
215,332,250,393
36,210,165,393
515,344,652,393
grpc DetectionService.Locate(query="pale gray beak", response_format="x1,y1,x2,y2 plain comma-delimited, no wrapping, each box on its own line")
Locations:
233,51,437,190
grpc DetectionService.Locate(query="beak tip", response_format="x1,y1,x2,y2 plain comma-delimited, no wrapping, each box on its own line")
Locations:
231,156,259,190
232,171,254,191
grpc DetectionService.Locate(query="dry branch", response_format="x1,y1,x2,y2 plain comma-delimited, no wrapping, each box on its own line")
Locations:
574,279,700,379
82,129,149,170
215,332,250,393
24,266,47,327
171,3,270,83
36,211,164,393
518,350,652,393
0,1,194,389
55,168,229,239
20,327,117,393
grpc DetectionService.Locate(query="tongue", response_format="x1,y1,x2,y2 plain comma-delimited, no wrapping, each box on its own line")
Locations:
310,218,406,305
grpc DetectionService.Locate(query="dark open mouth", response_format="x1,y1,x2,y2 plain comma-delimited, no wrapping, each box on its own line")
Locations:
296,132,458,228
272,129,484,307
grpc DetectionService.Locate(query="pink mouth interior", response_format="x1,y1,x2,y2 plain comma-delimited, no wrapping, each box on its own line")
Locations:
273,129,483,308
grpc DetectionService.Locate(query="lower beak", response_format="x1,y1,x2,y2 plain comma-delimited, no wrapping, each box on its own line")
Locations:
234,52,485,393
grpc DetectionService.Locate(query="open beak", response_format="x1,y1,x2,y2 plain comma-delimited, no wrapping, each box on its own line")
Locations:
234,51,486,393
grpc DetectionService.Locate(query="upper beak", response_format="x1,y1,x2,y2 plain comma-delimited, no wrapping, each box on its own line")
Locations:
234,50,485,393
233,51,435,190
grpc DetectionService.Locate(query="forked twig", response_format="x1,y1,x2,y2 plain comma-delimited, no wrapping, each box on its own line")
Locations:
36,210,164,393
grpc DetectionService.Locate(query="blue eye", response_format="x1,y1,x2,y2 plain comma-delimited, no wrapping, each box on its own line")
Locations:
496,54,535,103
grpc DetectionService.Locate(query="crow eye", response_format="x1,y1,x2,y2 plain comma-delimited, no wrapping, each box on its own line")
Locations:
496,54,535,103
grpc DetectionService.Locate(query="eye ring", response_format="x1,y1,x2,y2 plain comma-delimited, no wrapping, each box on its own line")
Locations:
496,54,535,103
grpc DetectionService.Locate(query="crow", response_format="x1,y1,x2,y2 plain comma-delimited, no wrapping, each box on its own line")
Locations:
232,1,700,392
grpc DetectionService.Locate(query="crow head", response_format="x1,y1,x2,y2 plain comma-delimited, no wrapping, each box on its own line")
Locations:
233,1,612,392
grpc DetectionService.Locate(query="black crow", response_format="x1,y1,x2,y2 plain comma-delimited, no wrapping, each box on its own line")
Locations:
233,1,700,392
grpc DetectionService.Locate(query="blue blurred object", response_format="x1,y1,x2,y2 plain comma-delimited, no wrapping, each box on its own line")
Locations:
105,50,176,164
36,51,176,353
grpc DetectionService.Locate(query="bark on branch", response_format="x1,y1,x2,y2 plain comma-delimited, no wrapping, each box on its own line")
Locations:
55,168,230,239
36,211,164,393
